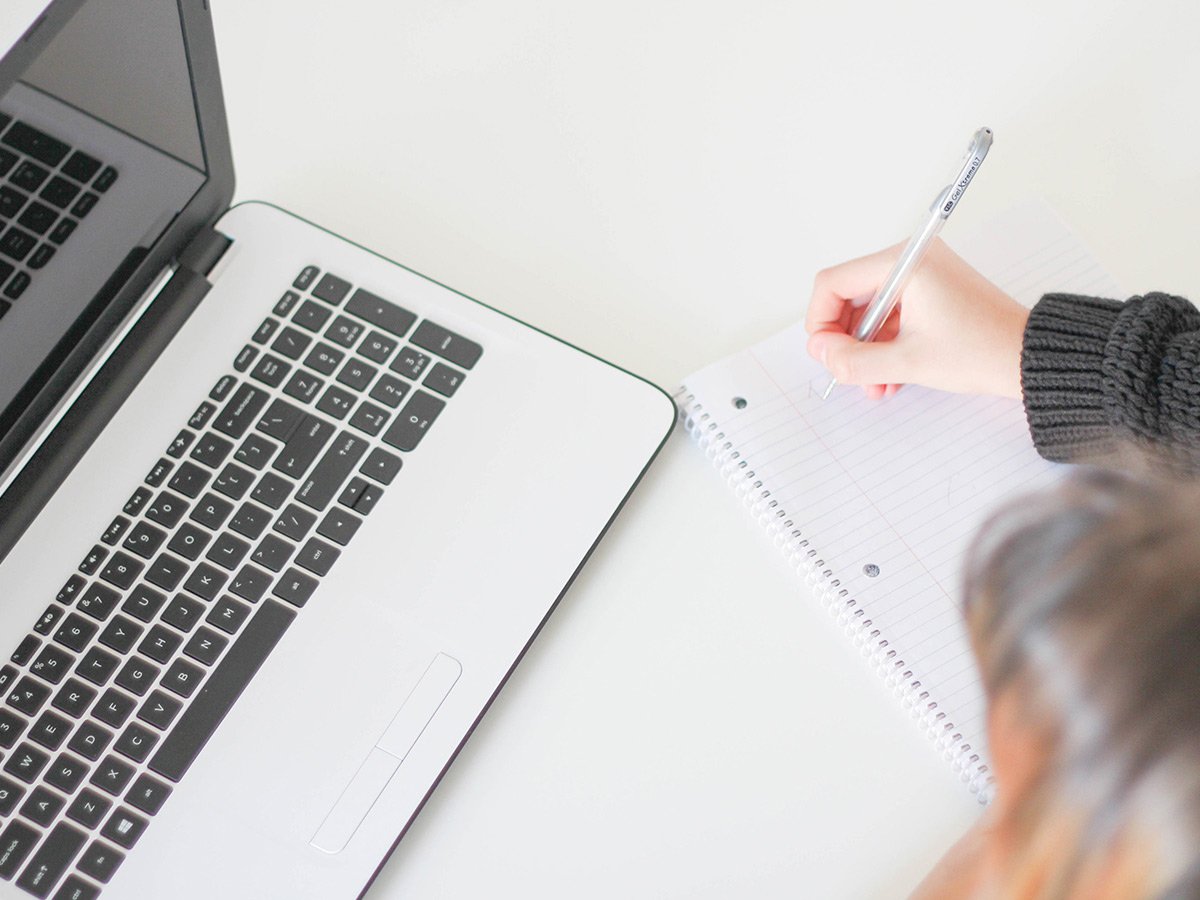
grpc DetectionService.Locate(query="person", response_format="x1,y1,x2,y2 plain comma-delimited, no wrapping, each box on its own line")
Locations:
804,240,1200,465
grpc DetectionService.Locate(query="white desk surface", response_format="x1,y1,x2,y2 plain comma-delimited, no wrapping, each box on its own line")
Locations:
211,3,1200,897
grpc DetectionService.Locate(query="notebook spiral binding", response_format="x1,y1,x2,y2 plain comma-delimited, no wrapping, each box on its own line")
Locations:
677,390,994,802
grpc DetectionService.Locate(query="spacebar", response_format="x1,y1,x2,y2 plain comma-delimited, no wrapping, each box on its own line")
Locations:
149,600,296,782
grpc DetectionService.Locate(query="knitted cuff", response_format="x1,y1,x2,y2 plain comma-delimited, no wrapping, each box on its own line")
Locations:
1020,294,1124,463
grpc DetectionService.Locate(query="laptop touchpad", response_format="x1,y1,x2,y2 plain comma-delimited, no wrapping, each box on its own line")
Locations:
310,653,462,854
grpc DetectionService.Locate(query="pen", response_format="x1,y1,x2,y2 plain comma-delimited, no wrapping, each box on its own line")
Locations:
820,126,994,400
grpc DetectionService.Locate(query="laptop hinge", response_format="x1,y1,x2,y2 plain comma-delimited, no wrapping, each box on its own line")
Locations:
0,227,233,564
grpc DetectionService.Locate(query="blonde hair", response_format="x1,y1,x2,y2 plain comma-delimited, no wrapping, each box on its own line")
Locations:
962,468,1200,899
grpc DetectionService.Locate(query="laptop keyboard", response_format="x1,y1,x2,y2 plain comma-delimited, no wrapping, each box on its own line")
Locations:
0,113,118,317
0,267,481,899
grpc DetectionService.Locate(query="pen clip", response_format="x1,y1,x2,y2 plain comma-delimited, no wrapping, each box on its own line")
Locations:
931,127,993,220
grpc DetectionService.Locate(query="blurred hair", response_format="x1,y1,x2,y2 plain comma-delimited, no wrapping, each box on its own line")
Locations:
963,466,1200,899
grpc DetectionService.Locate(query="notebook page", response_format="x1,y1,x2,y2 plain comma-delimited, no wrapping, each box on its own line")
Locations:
681,201,1121,789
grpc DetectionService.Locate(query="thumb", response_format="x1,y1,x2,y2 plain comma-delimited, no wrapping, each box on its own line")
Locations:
807,330,909,387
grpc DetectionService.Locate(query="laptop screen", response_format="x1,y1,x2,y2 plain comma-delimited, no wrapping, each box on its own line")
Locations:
0,0,210,454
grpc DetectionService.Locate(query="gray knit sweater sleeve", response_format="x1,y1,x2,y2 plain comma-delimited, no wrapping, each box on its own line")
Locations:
1020,292,1200,463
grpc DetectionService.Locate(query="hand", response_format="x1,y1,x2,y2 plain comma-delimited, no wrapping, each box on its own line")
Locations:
805,239,1030,400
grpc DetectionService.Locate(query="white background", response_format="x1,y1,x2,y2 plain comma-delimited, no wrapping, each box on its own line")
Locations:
202,2,1200,898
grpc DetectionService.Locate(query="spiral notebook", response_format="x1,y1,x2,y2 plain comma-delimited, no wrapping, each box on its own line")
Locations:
677,201,1122,798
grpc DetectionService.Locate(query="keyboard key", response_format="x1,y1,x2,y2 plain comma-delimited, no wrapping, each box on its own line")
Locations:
359,330,398,363
295,432,369,511
183,562,227,602
228,503,271,540
93,166,118,192
206,532,250,570
53,615,97,654
256,397,306,442
52,680,97,720
303,342,344,375
235,433,277,471
273,568,319,607
137,690,183,730
229,565,272,603
0,666,17,696
114,657,159,697
213,462,255,501
26,243,54,270
30,644,74,685
168,522,211,561
61,150,101,183
336,358,377,391
190,433,234,468
188,401,217,431
272,416,334,478
125,772,172,816
250,353,290,388
352,481,383,515
345,288,416,337
0,774,23,815
271,324,311,359
390,346,431,380
233,344,259,372
71,192,99,218
146,492,188,529
12,634,40,665
292,265,320,291
210,377,234,404
137,625,182,665
29,711,71,750
295,538,339,577
123,521,167,558
273,290,300,317
348,401,389,436
181,628,227,668
251,472,292,510
77,545,107,576
5,741,50,783
424,362,466,397
67,723,112,762
33,606,65,638
17,821,85,897
0,148,15,178
55,874,101,899
93,691,135,731
99,515,131,546
78,582,122,620
75,647,120,687
0,185,25,219
0,708,27,748
121,586,167,624
8,677,52,716
251,535,294,573
47,216,76,244
161,595,205,634
213,383,269,439
273,504,317,542
190,492,234,530
325,315,364,348
411,319,483,369
382,390,446,452
98,617,143,656
101,807,147,850
312,272,351,305
315,384,355,420
41,176,80,210
44,754,88,794
3,271,30,299
56,576,86,606
149,600,295,782
145,553,189,591
66,788,111,829
316,508,362,546
76,839,123,884
161,657,205,698
11,161,48,193
19,784,65,827
205,598,250,636
17,200,56,235
293,299,332,332
167,460,211,499
114,722,158,763
0,819,41,879
369,372,411,408
3,122,70,166
283,370,324,404
91,755,135,797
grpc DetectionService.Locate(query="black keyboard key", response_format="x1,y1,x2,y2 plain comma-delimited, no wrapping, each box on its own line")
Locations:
167,522,210,561
229,565,272,603
250,353,290,388
359,330,398,363
114,657,159,697
188,401,217,431
17,200,56,235
271,324,311,359
3,271,30,299
293,299,332,332
273,290,300,317
303,342,343,375
90,756,134,797
336,358,377,391
99,515,130,547
167,429,196,459
325,315,364,348
161,595,204,634
5,742,50,784
98,552,141,592
0,185,24,218
47,216,76,244
369,372,411,408
0,666,17,696
182,628,227,668
98,617,143,656
283,370,324,404
205,598,250,636
66,789,110,829
29,711,71,750
138,690,183,730
55,874,101,899
76,840,123,885
33,606,64,637
93,166,118,192
272,569,319,608
211,376,236,401
190,433,234,468
114,722,158,763
44,754,88,795
3,122,70,166
352,482,382,515
233,344,258,372
292,265,320,291
251,317,279,345
229,503,271,541
8,677,51,716
272,416,334,478
53,615,97,654
78,581,122,620
273,504,316,541
382,390,446,452
26,243,54,270
56,576,86,606
145,553,189,591
150,600,295,782
206,532,250,571
251,472,292,510
0,774,23,816
316,508,362,546
213,383,270,440
20,784,65,827
251,535,294,573
121,586,166,624
337,476,368,510
161,657,205,698
67,723,112,762
30,644,74,686
77,545,107,576
312,272,351,305
71,192,98,218
0,148,14,178
123,521,166,559
315,384,355,420
93,690,135,730
390,346,430,380
52,680,97,720
41,176,80,210
61,150,101,183
11,160,48,193
75,647,120,687
348,401,389,436
235,433,277,471
0,819,40,879
213,462,254,501
12,634,40,665
411,319,483,369
167,461,211,499
189,492,234,530
126,772,172,817
17,821,85,897
256,397,306,442
424,362,466,397
183,562,227,602
101,807,147,850
146,492,188,529
0,709,25,749
295,538,339,577
137,625,182,665
345,288,416,337
295,432,369,511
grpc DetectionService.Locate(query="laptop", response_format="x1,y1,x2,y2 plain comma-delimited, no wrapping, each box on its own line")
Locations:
0,1,674,897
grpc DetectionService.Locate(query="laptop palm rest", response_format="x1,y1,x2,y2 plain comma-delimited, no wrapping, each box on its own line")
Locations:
310,653,462,854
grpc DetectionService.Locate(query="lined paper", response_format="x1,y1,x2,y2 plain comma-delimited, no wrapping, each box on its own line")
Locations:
682,201,1122,787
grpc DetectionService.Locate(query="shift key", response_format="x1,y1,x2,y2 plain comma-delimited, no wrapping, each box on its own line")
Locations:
296,433,369,511
272,416,335,478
